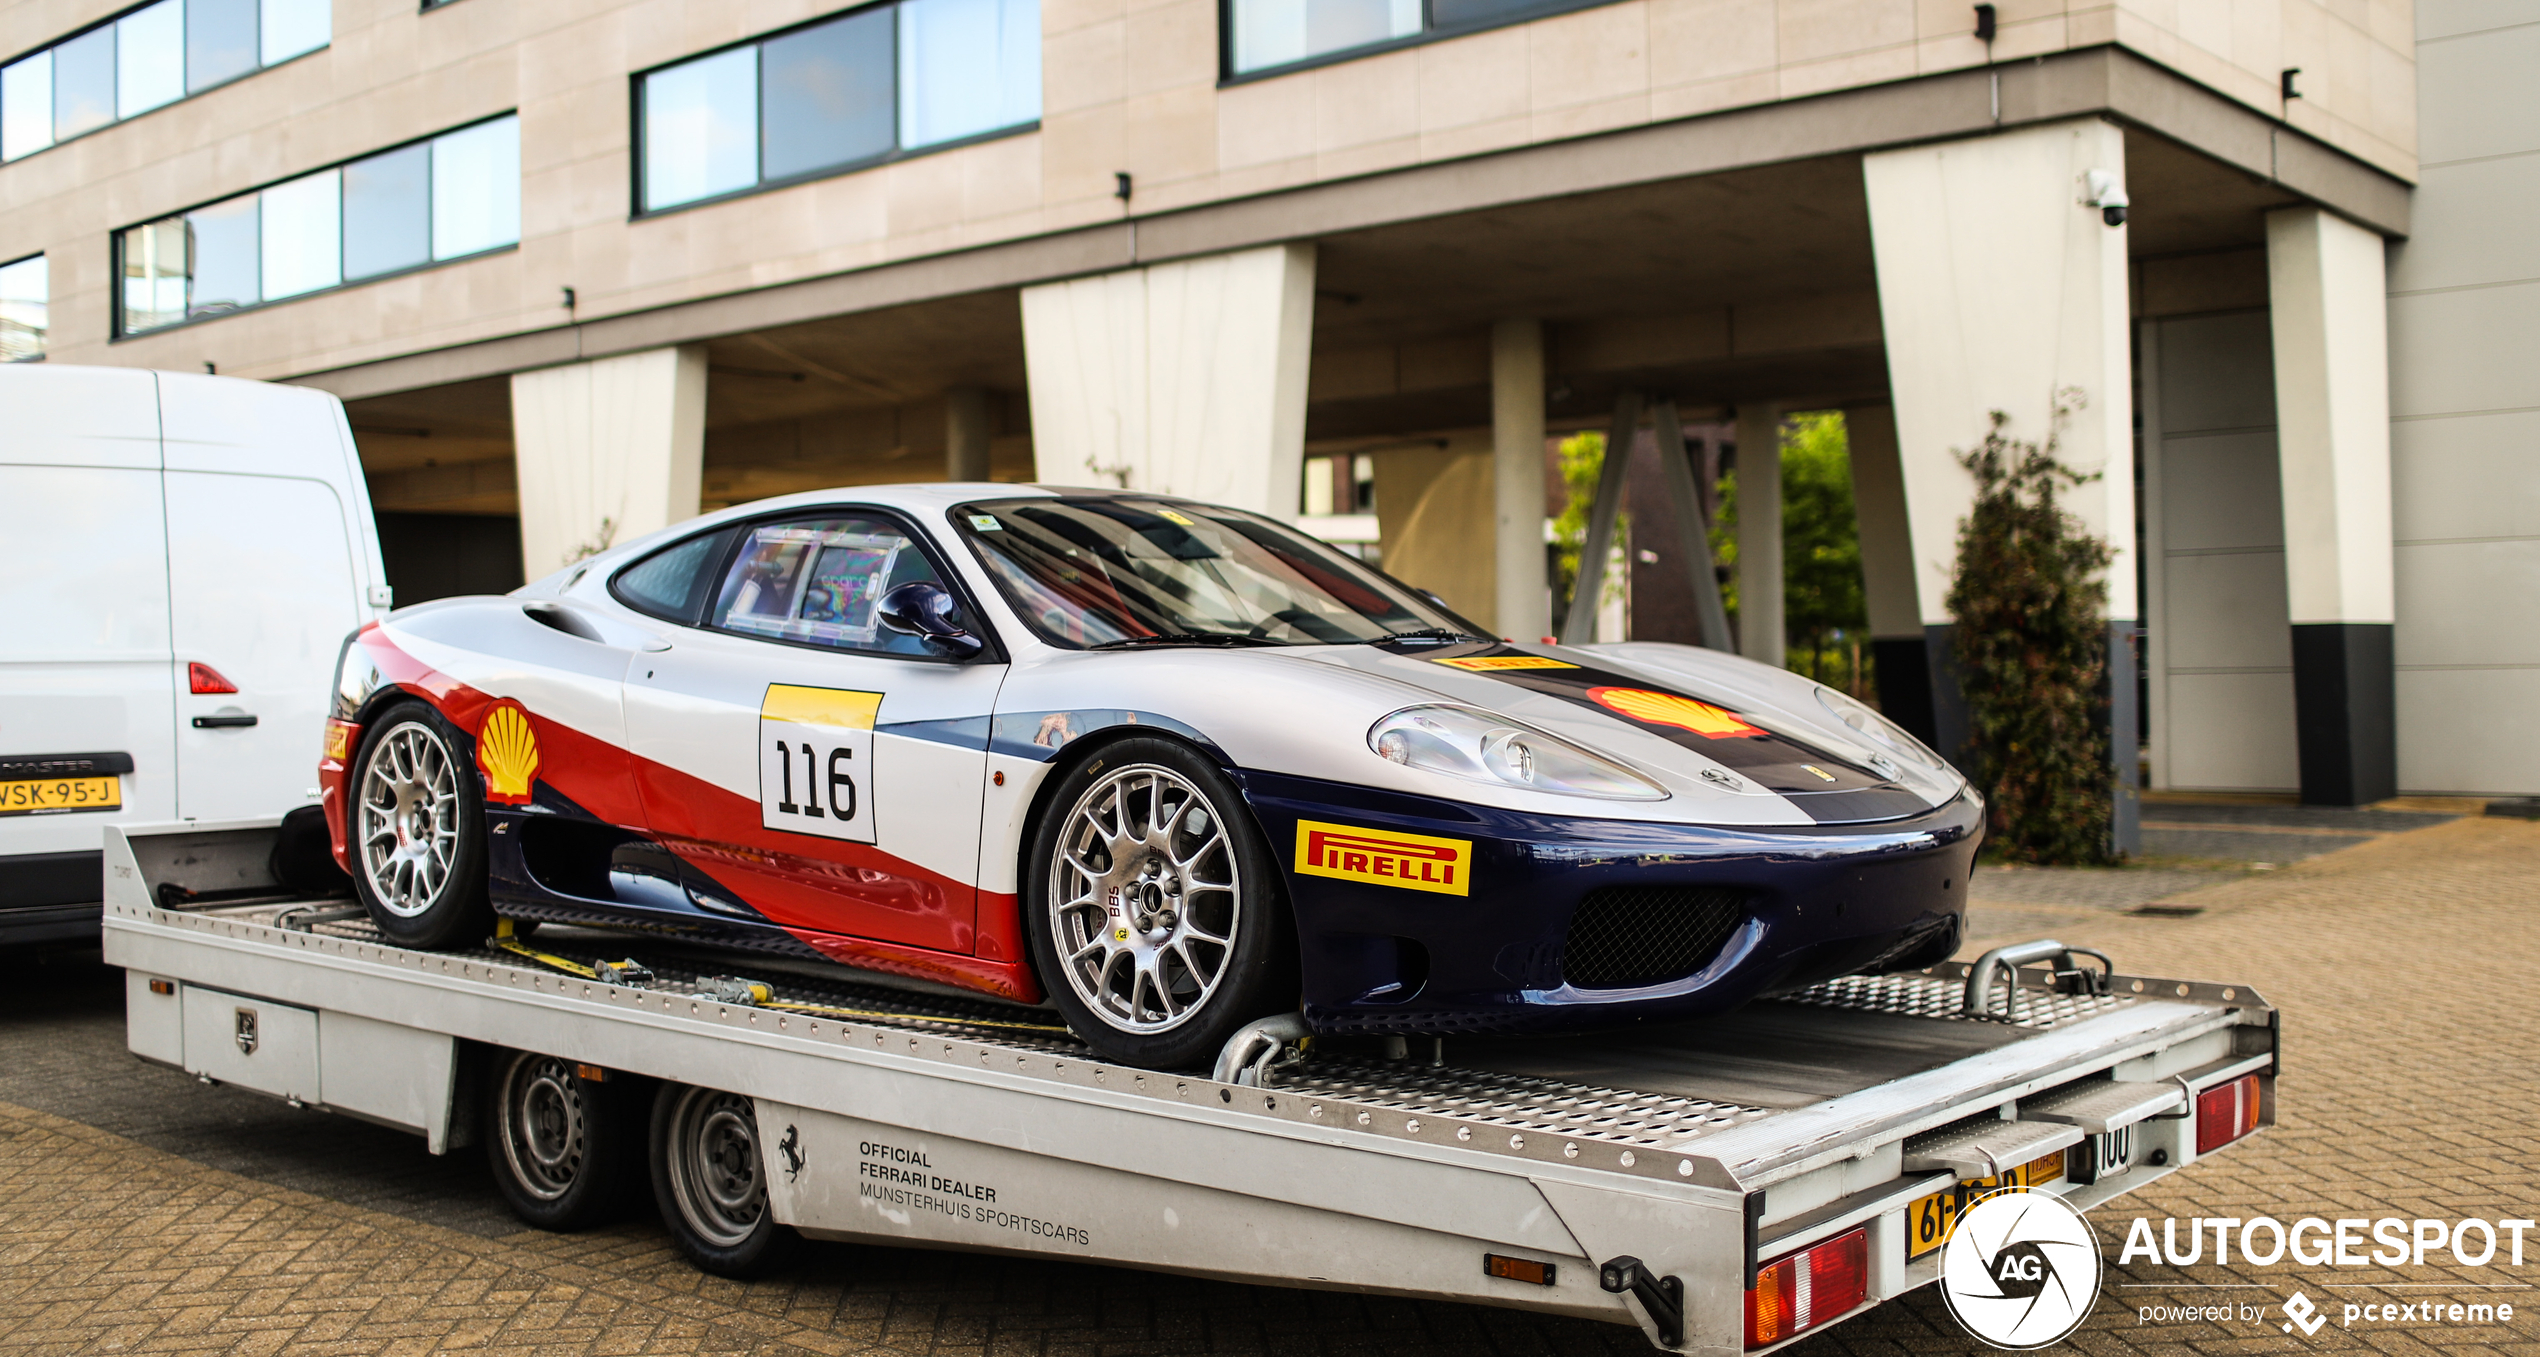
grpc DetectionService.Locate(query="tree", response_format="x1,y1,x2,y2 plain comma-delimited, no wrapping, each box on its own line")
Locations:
1944,399,2116,865
1551,430,1623,619
1713,413,1870,691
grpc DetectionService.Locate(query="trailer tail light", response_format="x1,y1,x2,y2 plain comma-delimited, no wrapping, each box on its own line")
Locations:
2196,1074,2263,1155
189,662,239,694
1745,1227,1868,1348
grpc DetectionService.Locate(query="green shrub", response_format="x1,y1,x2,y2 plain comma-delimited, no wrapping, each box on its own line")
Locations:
1945,401,2115,865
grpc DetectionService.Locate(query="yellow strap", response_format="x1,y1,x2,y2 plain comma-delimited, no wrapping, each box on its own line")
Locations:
492,935,601,980
763,999,1071,1035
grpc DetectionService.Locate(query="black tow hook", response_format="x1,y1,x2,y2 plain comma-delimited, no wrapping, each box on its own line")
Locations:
1600,1256,1684,1348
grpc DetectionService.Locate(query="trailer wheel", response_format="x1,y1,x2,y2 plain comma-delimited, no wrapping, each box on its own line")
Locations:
1025,737,1294,1070
650,1084,801,1277
485,1051,642,1230
350,701,493,949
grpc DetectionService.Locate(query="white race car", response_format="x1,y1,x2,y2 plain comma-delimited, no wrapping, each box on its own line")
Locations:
323,484,1979,1068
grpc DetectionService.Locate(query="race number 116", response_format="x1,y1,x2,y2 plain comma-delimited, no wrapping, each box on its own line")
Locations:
758,684,881,844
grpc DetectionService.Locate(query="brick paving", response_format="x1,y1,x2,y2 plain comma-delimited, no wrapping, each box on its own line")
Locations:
3,818,2536,1355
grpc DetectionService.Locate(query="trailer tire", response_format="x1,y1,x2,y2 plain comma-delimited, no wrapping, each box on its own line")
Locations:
1025,737,1295,1071
485,1051,645,1231
650,1083,801,1277
349,701,494,949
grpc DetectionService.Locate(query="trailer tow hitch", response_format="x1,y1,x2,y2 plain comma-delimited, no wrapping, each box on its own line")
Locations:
1600,1256,1683,1348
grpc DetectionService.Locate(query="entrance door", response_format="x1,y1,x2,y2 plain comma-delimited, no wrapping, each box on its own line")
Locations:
624,510,1004,960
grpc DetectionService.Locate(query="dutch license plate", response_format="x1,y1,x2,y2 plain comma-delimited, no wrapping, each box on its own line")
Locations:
0,775,122,817
1906,1152,2066,1260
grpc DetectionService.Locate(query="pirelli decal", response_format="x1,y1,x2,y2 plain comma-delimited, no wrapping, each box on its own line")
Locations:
1294,820,1471,895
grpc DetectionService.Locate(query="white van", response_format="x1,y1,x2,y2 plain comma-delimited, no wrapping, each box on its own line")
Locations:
1,365,389,943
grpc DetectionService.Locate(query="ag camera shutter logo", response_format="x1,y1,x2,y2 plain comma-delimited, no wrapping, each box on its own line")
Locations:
1941,1190,2103,1348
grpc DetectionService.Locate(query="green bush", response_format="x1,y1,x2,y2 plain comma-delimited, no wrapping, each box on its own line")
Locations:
1945,401,2115,865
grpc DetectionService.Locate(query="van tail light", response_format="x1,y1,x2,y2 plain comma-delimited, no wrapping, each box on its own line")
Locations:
2195,1074,2263,1155
189,662,239,694
1746,1227,1869,1348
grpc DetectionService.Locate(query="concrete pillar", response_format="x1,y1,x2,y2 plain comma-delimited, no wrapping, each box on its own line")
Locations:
945,387,993,482
1491,319,1548,642
1843,404,1937,741
1864,118,2137,844
2267,206,2397,805
1734,404,1783,665
1020,244,1315,516
509,345,707,577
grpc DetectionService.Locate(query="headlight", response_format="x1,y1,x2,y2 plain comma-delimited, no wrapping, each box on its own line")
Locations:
1368,705,1666,801
1815,687,1945,770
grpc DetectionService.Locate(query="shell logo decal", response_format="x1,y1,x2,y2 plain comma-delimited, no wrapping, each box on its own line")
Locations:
477,702,541,804
1586,686,1761,739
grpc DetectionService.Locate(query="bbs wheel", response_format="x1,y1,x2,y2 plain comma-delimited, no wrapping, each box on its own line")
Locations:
350,701,493,949
649,1083,800,1277
485,1051,644,1231
1025,737,1293,1070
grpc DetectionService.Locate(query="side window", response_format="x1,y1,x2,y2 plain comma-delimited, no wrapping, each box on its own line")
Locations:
611,527,733,623
709,515,951,658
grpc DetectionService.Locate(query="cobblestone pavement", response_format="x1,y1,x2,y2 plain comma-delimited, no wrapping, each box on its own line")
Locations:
2,817,2534,1355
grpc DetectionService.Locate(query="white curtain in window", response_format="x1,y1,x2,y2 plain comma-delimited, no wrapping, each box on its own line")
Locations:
898,0,1040,149
260,0,331,65
432,115,523,257
261,169,342,298
0,54,51,161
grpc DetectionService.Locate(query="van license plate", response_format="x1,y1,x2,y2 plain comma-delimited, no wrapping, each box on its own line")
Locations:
1906,1152,2065,1260
0,775,122,817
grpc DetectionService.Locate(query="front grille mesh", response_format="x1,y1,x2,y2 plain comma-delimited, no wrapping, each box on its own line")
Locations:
1559,885,1745,990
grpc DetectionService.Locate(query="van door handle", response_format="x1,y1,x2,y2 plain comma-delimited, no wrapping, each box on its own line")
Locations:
192,715,258,729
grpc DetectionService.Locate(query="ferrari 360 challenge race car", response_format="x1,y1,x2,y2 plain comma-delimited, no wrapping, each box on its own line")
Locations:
322,484,1980,1068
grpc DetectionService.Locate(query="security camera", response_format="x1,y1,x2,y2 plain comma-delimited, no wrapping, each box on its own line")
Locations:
2084,169,2129,227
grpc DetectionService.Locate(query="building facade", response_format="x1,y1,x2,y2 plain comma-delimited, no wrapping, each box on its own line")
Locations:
2,0,2527,805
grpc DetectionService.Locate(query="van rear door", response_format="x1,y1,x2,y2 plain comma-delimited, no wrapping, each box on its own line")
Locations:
159,376,368,824
0,366,176,915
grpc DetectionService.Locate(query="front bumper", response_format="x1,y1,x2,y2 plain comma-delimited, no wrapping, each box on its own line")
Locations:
1240,772,1981,1036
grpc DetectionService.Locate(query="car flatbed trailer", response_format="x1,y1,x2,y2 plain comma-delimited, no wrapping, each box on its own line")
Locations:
100,818,2279,1355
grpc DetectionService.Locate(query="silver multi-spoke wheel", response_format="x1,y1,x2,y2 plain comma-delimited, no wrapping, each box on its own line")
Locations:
496,1055,587,1202
357,719,462,918
1048,764,1241,1035
661,1088,767,1249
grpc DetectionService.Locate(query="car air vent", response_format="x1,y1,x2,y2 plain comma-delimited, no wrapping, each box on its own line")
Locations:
1559,885,1745,990
523,601,606,642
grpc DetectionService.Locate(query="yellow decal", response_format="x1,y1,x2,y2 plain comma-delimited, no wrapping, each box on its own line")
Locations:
760,684,883,730
478,703,540,803
322,720,355,761
1157,509,1195,525
1294,820,1472,896
1587,686,1761,738
1431,655,1580,672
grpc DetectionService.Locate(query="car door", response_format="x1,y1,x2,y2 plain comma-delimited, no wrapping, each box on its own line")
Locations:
622,509,1004,958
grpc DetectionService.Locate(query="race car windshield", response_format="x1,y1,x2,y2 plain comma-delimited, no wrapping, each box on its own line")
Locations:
954,498,1480,650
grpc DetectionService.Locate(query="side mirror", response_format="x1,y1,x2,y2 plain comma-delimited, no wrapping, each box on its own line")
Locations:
877,581,985,660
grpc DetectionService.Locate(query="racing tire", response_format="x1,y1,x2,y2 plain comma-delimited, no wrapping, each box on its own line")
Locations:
649,1083,802,1278
348,701,494,950
1024,737,1295,1071
484,1050,646,1231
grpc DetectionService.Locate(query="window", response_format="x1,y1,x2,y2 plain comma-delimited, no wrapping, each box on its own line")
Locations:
115,114,520,336
0,0,329,162
1226,0,1588,76
612,527,738,624
710,516,953,658
0,255,46,361
636,0,1039,214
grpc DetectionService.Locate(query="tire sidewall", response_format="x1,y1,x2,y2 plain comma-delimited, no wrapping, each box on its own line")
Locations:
647,1083,799,1277
349,700,492,949
483,1050,643,1231
1023,736,1293,1070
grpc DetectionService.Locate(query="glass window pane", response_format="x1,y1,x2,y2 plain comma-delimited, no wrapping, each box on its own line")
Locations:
2,53,52,161
761,9,894,182
430,115,520,258
642,47,757,211
120,220,188,332
186,196,260,316
260,170,340,299
713,518,946,657
117,0,186,118
188,0,261,92
343,143,430,278
0,255,46,361
613,528,734,623
52,27,116,141
899,0,1040,148
259,0,329,65
1230,0,1416,73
